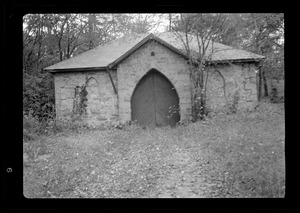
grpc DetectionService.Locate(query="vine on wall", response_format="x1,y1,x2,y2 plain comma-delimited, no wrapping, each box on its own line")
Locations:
72,84,88,119
71,75,101,120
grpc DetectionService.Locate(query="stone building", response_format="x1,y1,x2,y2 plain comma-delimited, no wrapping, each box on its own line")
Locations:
44,32,265,127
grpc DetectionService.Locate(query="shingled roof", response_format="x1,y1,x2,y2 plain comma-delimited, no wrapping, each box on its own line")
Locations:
44,31,265,72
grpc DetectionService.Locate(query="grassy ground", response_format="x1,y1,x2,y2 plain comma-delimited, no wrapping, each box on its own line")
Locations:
23,102,285,198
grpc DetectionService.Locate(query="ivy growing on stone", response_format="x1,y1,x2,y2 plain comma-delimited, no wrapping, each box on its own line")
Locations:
72,80,89,120
72,75,101,120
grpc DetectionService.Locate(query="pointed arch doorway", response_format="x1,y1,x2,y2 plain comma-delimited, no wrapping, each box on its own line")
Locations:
131,69,180,127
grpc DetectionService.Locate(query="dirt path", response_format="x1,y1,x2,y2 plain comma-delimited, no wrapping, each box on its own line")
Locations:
148,147,214,198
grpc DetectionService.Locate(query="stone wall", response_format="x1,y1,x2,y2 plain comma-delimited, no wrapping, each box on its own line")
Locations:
53,70,118,125
53,41,259,126
206,62,258,112
117,40,191,123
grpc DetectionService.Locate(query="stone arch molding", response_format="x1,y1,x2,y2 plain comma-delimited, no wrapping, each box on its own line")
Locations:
86,76,100,88
85,76,100,116
130,68,180,126
85,77,100,99
129,67,181,105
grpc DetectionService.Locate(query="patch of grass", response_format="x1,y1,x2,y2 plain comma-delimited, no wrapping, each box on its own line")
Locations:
196,102,285,197
23,102,285,198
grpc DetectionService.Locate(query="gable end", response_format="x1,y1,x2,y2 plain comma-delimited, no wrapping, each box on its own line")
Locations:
108,34,189,69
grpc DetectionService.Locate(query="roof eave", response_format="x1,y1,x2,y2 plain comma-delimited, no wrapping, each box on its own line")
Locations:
207,57,265,65
45,66,109,74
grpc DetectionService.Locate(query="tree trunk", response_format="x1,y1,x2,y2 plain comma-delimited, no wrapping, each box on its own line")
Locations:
58,41,63,62
58,30,64,61
168,14,172,31
258,68,262,100
192,92,201,122
262,69,268,97
191,65,206,122
66,19,70,59
88,14,95,50
252,14,266,100
199,67,205,119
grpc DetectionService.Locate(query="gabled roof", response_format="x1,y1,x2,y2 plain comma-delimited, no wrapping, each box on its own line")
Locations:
44,31,265,72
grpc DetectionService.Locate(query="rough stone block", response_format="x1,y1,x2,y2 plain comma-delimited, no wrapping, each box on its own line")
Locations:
97,115,108,121
100,97,111,102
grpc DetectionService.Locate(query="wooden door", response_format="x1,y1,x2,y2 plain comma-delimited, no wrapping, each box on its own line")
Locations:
131,70,180,127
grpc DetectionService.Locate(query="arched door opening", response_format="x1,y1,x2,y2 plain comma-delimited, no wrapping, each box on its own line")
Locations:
131,69,180,127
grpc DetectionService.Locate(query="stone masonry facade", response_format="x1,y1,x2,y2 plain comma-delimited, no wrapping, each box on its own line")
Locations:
206,62,258,112
53,70,118,126
117,40,192,123
53,40,258,126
